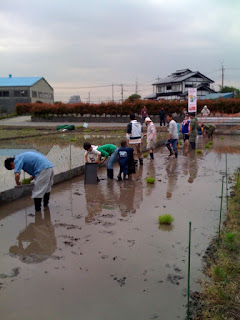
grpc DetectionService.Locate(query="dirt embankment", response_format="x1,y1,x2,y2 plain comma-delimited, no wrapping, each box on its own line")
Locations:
190,169,240,319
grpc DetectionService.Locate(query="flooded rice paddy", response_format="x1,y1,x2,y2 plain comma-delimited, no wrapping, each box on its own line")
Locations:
0,135,240,320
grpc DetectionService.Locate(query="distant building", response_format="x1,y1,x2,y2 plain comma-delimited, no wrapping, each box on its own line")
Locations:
69,95,81,104
144,69,216,101
0,75,54,113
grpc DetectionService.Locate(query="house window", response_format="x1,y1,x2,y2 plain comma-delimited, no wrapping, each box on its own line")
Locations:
3,91,9,97
172,84,179,91
38,92,43,98
32,91,37,98
166,85,172,90
185,84,193,88
14,90,28,97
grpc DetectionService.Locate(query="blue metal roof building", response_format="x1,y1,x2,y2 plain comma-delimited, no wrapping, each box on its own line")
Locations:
0,75,54,113
200,92,234,100
0,77,42,87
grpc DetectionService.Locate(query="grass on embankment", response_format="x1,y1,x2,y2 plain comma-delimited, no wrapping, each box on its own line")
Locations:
195,168,240,319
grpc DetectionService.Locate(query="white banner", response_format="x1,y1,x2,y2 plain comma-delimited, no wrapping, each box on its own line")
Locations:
188,88,197,113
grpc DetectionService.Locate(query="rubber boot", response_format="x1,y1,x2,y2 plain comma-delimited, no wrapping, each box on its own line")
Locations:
43,193,50,207
123,173,127,180
117,171,122,181
139,159,143,165
107,169,113,179
175,151,178,158
34,198,42,212
150,152,154,159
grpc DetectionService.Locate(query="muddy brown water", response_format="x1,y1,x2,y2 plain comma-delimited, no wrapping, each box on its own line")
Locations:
0,136,240,320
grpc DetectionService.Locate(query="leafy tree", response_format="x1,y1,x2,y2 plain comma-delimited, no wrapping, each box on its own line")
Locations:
127,94,141,102
220,86,240,98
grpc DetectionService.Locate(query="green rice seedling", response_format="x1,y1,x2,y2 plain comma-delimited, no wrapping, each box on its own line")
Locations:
224,232,237,251
213,266,227,282
205,144,210,149
158,214,174,225
225,232,236,242
179,140,183,146
220,136,224,140
196,149,202,155
143,152,149,158
94,129,99,132
70,138,77,142
83,129,91,132
208,141,213,145
76,125,83,129
145,177,155,184
21,178,32,185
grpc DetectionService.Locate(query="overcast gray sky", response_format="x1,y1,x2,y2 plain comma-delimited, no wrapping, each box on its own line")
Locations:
1,0,240,102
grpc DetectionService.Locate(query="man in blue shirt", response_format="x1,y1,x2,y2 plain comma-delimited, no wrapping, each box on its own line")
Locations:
5,151,54,212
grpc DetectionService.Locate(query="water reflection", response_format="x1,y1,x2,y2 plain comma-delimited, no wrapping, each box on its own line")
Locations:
9,208,57,263
188,153,198,184
165,158,178,199
84,184,106,223
117,166,143,216
158,224,174,232
145,161,156,196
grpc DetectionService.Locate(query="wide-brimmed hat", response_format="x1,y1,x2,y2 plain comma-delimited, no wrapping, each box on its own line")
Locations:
145,117,152,122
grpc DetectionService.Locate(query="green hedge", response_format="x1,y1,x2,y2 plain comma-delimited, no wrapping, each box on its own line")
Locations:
15,99,240,116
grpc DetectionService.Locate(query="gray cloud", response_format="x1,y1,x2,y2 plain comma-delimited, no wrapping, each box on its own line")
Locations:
1,0,240,101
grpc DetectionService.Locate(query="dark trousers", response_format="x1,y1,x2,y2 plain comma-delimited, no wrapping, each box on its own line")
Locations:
160,117,165,126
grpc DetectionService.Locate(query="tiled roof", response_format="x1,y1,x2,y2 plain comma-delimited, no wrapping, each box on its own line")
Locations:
152,70,214,85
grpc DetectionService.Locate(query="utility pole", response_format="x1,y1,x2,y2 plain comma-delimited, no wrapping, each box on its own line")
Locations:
112,83,114,102
221,65,224,89
88,92,90,103
121,84,123,103
135,79,138,95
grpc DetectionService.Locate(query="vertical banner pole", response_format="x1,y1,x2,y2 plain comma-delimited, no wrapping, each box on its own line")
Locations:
187,221,192,320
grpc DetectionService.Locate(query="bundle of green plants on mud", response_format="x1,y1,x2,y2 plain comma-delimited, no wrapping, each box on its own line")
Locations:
194,169,240,320
15,98,240,117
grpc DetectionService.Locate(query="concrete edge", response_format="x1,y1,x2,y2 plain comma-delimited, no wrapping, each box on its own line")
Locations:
0,140,166,204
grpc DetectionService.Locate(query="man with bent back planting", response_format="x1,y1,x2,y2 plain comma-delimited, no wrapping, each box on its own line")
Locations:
5,151,54,212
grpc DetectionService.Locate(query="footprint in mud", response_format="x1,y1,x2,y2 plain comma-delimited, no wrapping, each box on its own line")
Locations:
111,275,126,287
166,273,184,285
0,267,20,279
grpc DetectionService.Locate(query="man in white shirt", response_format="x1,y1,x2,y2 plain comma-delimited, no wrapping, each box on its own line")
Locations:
165,114,179,158
126,114,143,165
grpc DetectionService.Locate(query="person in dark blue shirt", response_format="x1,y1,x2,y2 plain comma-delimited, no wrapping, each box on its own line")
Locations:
117,140,135,180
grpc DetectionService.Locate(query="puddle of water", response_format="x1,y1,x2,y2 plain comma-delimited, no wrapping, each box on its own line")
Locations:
0,135,239,320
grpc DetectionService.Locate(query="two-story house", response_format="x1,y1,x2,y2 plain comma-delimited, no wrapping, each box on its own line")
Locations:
144,69,216,101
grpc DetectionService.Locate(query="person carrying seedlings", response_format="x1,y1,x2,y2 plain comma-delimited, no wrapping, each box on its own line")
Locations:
144,117,156,159
117,140,135,180
189,112,198,150
97,144,119,179
165,114,179,158
4,151,54,212
201,123,216,138
126,113,143,166
83,142,101,182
